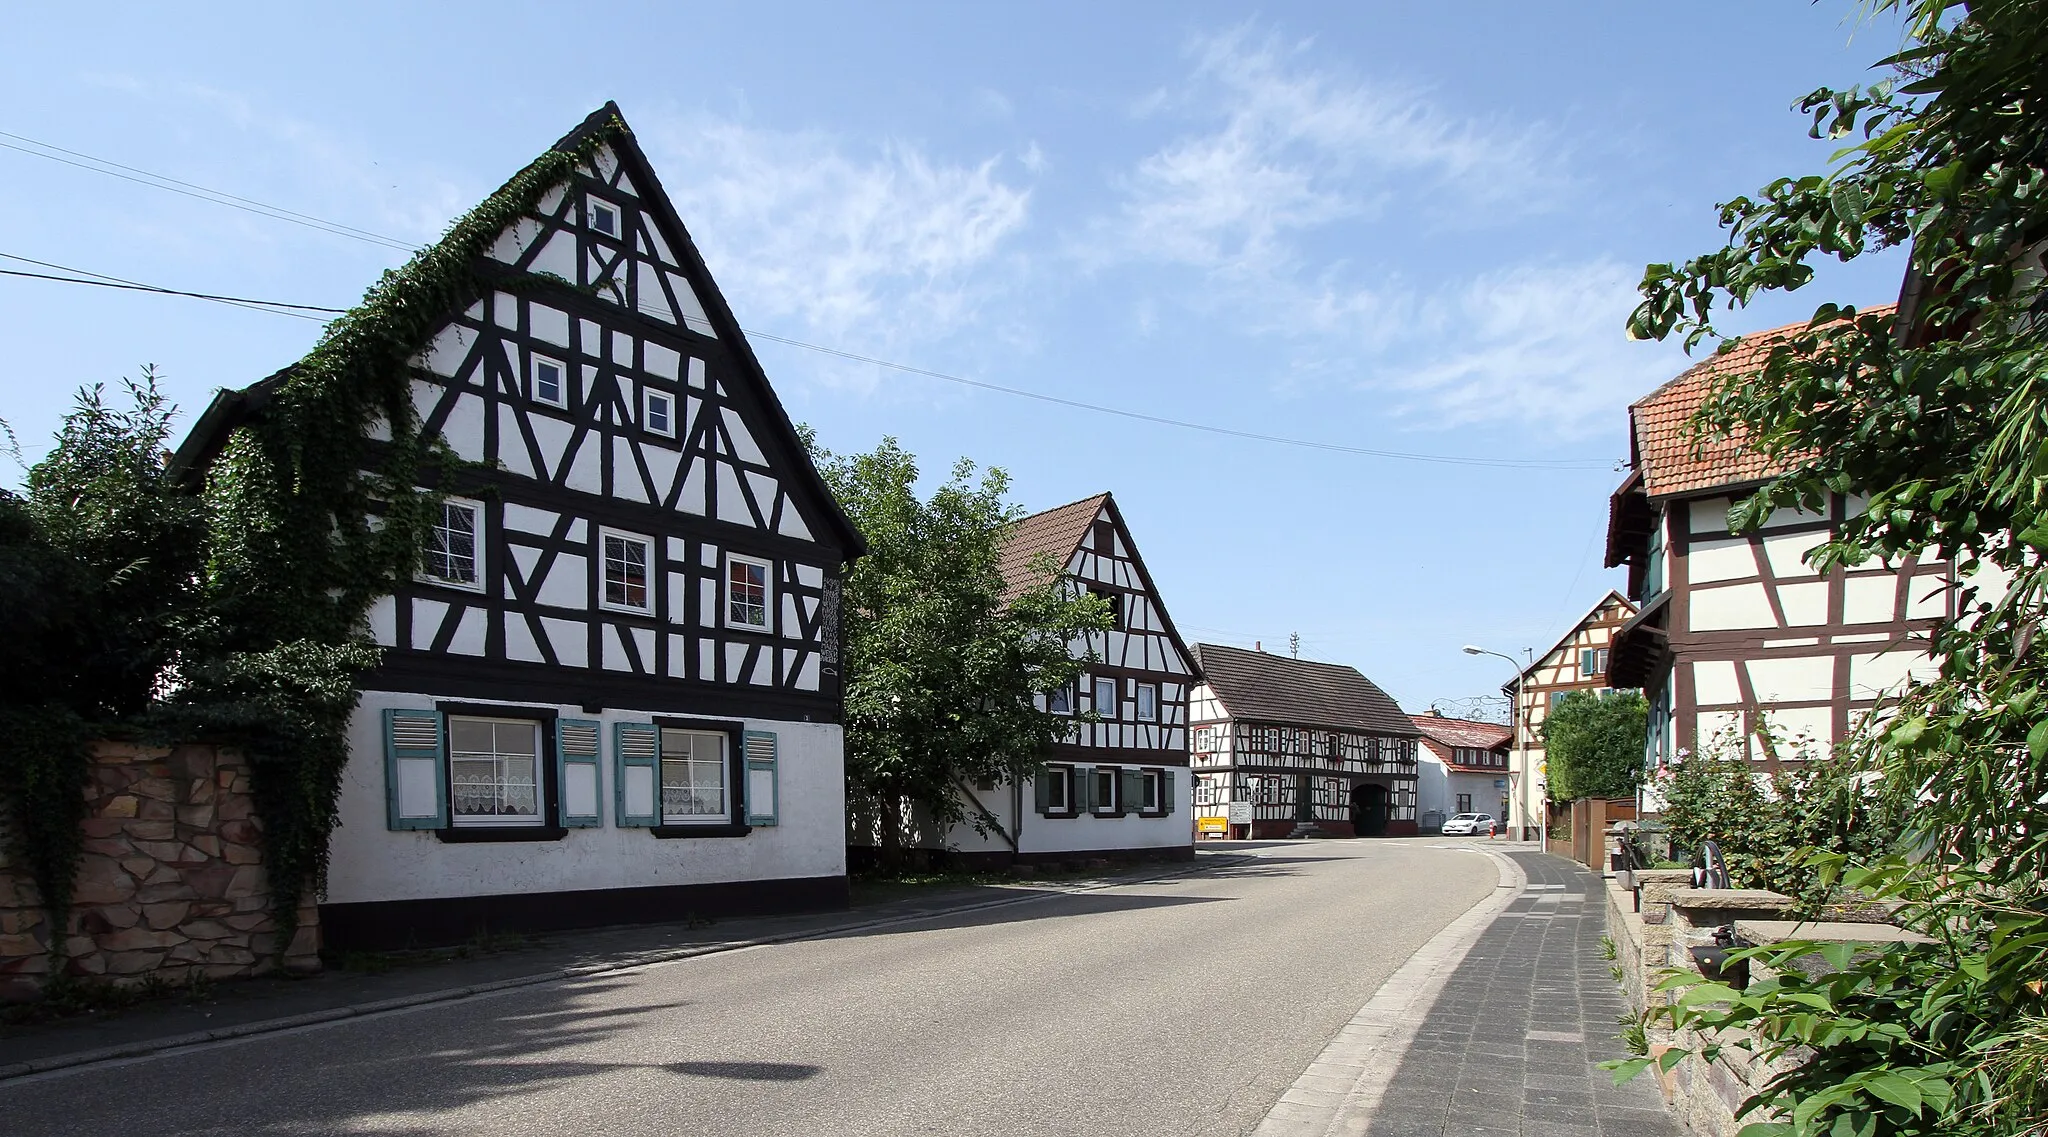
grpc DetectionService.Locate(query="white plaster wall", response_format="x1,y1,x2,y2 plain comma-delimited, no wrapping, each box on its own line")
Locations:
325,690,847,904
1416,753,1449,819
1443,770,1509,818
1690,582,1776,632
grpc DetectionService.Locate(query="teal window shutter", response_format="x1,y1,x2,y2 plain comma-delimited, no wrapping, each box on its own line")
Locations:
1163,770,1177,815
556,719,603,827
1121,768,1144,816
383,708,447,830
1074,766,1095,813
614,722,659,826
744,730,779,826
1034,770,1053,815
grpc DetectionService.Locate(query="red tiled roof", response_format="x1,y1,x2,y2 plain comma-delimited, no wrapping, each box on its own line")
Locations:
997,493,1107,602
1630,305,1895,500
1409,714,1512,751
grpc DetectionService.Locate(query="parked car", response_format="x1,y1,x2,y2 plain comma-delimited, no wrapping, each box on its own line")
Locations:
1441,813,1496,836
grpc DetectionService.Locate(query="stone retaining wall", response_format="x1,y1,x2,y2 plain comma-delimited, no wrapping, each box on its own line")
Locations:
0,741,319,1000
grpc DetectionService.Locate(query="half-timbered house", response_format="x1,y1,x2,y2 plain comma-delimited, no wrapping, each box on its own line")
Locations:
868,493,1199,866
1411,713,1512,833
170,104,865,949
1501,590,1636,839
1603,310,1950,795
1188,645,1419,839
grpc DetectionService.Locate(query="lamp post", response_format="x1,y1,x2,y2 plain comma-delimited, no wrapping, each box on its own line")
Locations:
1462,645,1543,853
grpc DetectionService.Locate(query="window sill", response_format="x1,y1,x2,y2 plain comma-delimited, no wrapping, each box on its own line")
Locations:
1042,810,1080,819
652,822,752,839
437,826,568,843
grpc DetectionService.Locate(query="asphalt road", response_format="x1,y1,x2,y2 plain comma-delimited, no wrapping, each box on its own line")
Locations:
2,840,1498,1137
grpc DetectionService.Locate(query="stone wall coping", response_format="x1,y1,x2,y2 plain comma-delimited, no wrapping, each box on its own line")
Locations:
1633,869,1693,884
1734,920,1934,947
1671,887,1794,910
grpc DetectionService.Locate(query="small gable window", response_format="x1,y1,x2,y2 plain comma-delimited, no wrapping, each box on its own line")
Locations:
422,498,484,591
531,356,567,408
1135,683,1158,722
588,197,620,238
1094,676,1119,719
644,388,675,438
600,529,653,613
726,554,772,631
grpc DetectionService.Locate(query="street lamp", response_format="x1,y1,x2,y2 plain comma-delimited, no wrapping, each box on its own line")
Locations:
1461,645,1544,853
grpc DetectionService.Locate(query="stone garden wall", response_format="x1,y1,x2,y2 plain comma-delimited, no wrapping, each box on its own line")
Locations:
0,741,318,999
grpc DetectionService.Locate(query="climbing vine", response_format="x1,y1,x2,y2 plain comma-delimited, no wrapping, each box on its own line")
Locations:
179,113,628,939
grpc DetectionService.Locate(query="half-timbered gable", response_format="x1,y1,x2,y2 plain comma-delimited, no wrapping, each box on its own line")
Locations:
1499,590,1635,839
1188,644,1420,839
1602,311,1951,802
888,493,1199,867
171,104,864,949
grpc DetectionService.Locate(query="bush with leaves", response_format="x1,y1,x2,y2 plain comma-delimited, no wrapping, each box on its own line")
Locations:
810,436,1112,862
1542,690,1648,801
1611,1,2048,1133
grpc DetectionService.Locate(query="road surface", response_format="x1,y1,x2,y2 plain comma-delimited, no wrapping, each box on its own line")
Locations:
3,840,1498,1137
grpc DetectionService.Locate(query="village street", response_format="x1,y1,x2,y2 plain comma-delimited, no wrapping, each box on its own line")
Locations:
2,842,1499,1137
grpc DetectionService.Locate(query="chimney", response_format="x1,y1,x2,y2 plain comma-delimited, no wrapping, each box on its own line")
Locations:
1255,641,1262,652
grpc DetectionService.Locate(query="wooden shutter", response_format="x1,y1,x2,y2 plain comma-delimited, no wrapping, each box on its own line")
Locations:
383,708,447,830
1074,766,1095,813
614,722,659,827
1163,770,1176,815
1121,768,1144,816
556,718,603,827
744,730,778,826
1034,769,1053,815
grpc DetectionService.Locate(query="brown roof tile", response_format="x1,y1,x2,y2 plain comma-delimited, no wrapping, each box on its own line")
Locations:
1192,644,1416,736
997,493,1108,601
1409,714,1512,751
1631,305,1895,500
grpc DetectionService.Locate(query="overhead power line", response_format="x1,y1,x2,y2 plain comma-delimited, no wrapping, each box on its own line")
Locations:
0,129,1622,471
0,252,336,322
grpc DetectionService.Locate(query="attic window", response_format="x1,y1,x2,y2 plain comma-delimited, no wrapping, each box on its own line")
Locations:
643,389,675,438
531,356,567,408
588,198,620,238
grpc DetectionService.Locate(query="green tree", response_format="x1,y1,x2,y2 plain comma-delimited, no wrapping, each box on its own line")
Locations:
1541,691,1647,801
812,437,1111,863
1612,3,2048,1133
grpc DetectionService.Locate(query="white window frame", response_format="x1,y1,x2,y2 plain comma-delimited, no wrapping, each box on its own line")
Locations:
419,496,486,593
1045,766,1072,812
1047,684,1073,715
587,196,621,238
1094,767,1120,814
448,715,544,828
658,727,729,825
642,387,676,438
598,527,655,614
1135,682,1158,722
1094,676,1118,719
724,553,774,632
530,354,568,409
1142,769,1162,812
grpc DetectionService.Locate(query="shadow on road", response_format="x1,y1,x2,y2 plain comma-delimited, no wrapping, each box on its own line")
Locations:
668,1060,823,1081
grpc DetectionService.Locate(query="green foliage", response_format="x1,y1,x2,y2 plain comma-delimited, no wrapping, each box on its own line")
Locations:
811,436,1112,855
1541,690,1648,801
1655,743,1904,903
187,115,624,933
1616,3,2048,1133
0,373,200,948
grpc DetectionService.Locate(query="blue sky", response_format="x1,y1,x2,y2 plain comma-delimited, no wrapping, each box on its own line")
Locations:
1,2,1911,715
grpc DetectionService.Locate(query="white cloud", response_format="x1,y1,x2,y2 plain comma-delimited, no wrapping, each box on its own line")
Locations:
1111,23,1568,274
1095,23,1665,438
640,114,1034,383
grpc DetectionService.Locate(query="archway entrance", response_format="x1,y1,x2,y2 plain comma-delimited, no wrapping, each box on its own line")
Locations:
1350,782,1390,837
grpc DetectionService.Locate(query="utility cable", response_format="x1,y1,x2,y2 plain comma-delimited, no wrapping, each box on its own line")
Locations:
0,253,335,322
0,126,1623,469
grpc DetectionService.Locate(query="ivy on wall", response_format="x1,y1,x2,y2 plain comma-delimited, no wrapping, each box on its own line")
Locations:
182,113,626,939
0,113,626,962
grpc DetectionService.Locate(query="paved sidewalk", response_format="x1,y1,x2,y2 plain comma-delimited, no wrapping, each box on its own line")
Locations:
1362,852,1679,1137
0,854,1232,1079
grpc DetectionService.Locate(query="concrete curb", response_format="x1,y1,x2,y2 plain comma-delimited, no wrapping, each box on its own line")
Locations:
1251,846,1530,1137
0,854,1244,1085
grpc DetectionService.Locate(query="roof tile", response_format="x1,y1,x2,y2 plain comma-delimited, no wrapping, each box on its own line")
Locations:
1193,644,1415,736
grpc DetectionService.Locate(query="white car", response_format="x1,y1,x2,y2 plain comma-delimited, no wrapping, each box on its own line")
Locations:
1441,813,1496,836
